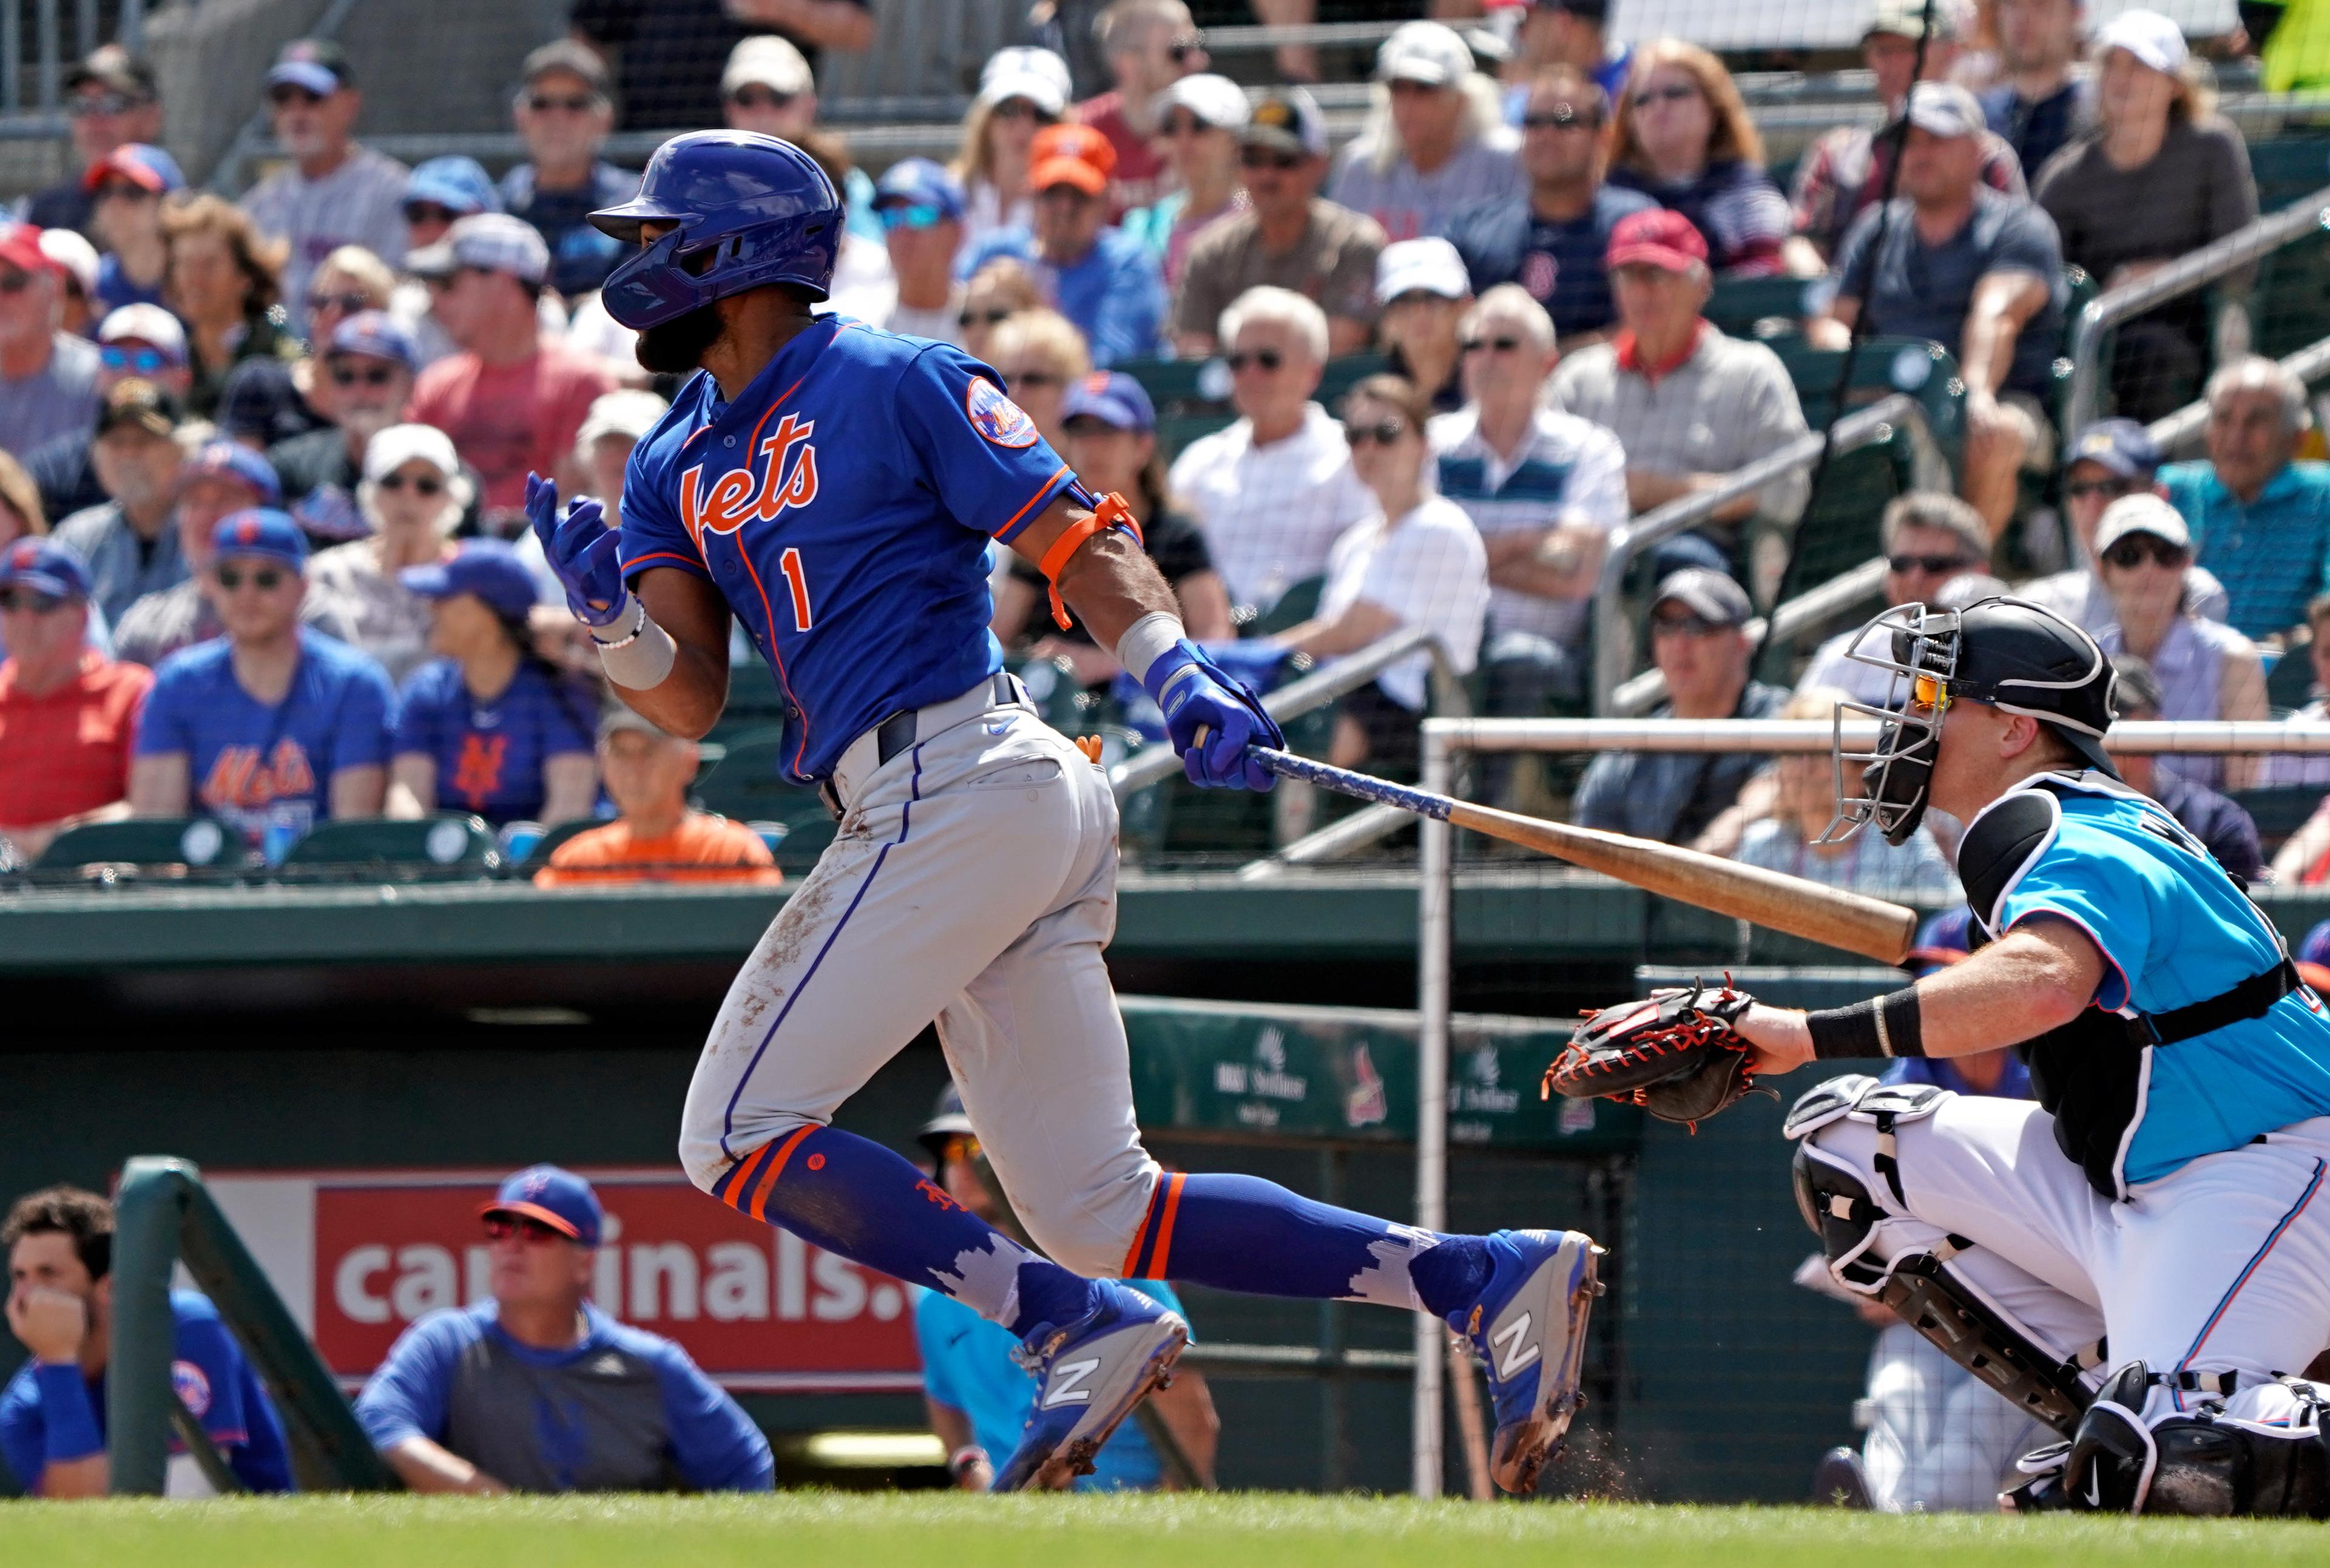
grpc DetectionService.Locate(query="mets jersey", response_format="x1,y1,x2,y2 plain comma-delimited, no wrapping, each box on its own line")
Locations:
617,317,1076,783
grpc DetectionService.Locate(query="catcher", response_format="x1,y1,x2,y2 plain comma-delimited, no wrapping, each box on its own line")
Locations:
1550,596,2330,1516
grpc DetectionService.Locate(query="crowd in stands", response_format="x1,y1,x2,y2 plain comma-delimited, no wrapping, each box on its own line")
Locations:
0,0,2327,900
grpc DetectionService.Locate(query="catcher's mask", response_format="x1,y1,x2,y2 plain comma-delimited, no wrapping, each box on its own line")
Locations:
1821,596,2118,847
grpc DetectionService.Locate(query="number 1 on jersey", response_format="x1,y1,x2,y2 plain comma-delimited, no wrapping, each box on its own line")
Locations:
778,547,814,631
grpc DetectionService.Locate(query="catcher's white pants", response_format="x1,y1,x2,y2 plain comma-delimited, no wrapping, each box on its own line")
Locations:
1860,1323,2052,1512
677,685,1161,1277
1804,1091,2330,1427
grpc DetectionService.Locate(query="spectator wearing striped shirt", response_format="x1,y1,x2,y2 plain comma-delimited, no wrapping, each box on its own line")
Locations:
238,41,410,319
1329,22,1525,245
1168,286,1376,620
1269,374,1488,773
2160,355,2330,644
1429,284,1626,711
1606,40,1791,278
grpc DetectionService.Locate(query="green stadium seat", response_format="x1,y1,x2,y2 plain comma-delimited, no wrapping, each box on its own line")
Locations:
1705,275,1814,340
2249,135,2330,217
1764,334,1967,460
2269,637,2321,715
516,818,601,867
691,726,822,825
1315,351,1393,410
2230,786,2328,857
1240,574,1326,637
280,816,502,872
34,817,239,872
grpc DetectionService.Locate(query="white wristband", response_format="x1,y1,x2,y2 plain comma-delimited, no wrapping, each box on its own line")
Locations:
1115,610,1185,687
595,596,678,689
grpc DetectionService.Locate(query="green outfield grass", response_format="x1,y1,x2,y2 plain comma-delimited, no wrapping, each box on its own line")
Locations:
0,1493,2322,1567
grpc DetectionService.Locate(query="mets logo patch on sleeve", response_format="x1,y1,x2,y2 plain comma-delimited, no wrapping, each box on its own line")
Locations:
172,1359,212,1418
965,377,1040,448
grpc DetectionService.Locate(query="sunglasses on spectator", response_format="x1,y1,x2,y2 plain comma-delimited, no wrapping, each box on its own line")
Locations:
959,306,1014,328
0,269,34,295
70,90,144,118
93,180,156,203
1001,369,1061,390
100,344,175,375
990,98,1057,123
1239,146,1303,172
1462,334,1525,354
1167,33,1206,64
308,289,372,317
1344,418,1409,447
423,265,499,292
1226,347,1283,373
937,1133,984,1165
1650,610,1720,637
1632,82,1699,109
0,588,66,613
725,86,796,112
379,471,446,495
2102,536,2189,570
215,565,289,592
2064,476,2143,501
330,362,400,389
1886,552,1974,576
879,203,950,232
527,92,598,114
484,1214,570,1245
402,202,462,228
1161,113,1210,139
1523,104,1601,131
268,85,326,107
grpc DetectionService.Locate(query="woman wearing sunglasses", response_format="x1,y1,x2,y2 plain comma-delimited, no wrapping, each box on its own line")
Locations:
2090,493,2266,791
1268,375,1487,772
306,424,474,683
1605,41,1789,278
951,48,1072,258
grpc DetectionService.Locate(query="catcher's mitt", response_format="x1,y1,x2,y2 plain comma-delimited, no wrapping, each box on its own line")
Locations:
1541,981,1759,1127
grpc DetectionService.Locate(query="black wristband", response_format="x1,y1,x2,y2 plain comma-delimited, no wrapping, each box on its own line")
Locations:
1805,987,1925,1059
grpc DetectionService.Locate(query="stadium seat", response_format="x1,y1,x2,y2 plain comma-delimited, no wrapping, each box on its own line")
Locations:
33,817,239,873
517,819,601,867
2269,638,2321,714
692,726,828,828
2248,135,2330,217
2230,785,2328,857
1765,335,1966,459
1240,574,1326,637
279,816,502,873
1705,275,1815,340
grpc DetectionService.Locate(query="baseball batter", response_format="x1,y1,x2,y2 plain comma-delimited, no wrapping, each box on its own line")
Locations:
527,131,1600,1493
1734,596,2330,1515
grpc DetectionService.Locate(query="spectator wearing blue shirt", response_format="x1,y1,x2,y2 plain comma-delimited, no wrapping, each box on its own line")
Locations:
954,123,1166,367
2159,356,2330,643
127,509,393,847
2,1184,291,1498
387,539,598,828
1447,67,1654,350
1979,0,2087,179
911,1088,1218,1492
354,1166,771,1495
83,143,181,317
499,41,636,302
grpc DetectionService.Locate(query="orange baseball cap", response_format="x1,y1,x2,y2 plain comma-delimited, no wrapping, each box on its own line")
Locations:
1030,122,1115,197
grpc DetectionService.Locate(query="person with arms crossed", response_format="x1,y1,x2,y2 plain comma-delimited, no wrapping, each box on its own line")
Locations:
1734,595,2330,1515
533,130,1604,1494
533,706,782,888
0,539,149,863
354,1166,772,1493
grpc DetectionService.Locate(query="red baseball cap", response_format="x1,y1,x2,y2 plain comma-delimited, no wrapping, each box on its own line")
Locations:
1606,209,1709,274
1030,121,1115,197
0,222,53,279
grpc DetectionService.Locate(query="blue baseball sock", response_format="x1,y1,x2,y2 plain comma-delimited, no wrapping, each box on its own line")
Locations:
1120,1172,1489,1319
709,1124,1097,1337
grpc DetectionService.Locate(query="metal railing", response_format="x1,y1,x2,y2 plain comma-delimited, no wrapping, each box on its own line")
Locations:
2062,186,2330,439
2152,330,2330,458
1424,717,2330,756
1590,393,1948,715
0,0,144,133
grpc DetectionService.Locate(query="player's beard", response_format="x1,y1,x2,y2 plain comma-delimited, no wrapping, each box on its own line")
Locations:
635,305,727,375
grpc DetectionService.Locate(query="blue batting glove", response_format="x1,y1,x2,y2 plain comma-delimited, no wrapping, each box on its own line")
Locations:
1141,640,1286,791
525,471,626,628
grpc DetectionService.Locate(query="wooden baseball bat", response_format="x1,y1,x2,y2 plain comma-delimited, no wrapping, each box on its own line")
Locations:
1249,747,1917,965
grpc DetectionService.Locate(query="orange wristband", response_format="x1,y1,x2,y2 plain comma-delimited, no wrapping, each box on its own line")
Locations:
1038,492,1144,630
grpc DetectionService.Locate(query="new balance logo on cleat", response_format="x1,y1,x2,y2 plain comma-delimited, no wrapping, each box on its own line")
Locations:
1042,1357,1101,1407
1491,1312,1541,1377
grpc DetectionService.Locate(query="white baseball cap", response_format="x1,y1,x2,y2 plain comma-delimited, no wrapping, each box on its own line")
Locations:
405,212,552,288
2094,492,2192,557
577,388,669,450
2096,8,2189,75
978,46,1071,117
364,422,462,484
98,302,187,360
1376,21,1476,87
1160,72,1250,132
723,35,813,98
38,227,98,296
1376,237,1471,304
1902,81,1987,140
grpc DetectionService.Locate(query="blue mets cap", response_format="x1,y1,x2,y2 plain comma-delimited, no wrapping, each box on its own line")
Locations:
2066,418,2163,480
327,309,419,371
181,440,284,508
212,508,308,569
266,38,350,97
872,158,965,223
81,142,184,195
399,538,539,620
404,155,501,218
1061,370,1155,433
0,536,93,601
480,1164,603,1246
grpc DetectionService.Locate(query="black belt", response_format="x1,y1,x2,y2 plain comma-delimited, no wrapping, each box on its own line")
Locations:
2130,958,2300,1047
817,671,1020,817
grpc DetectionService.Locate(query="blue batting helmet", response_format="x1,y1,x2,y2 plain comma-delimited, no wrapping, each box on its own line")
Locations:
588,130,842,329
